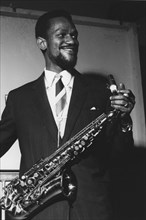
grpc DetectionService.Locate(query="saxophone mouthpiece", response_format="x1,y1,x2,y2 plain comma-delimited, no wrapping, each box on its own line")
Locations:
108,74,118,95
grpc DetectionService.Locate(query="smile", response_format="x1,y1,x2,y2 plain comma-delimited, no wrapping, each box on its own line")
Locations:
60,45,77,53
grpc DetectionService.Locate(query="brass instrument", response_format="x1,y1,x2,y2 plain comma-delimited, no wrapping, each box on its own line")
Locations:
0,109,118,220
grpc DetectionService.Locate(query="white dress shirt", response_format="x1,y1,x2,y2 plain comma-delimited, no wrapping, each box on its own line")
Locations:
44,68,74,143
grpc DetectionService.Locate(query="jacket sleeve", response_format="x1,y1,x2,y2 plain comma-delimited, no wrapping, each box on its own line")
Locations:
104,112,134,166
0,92,17,157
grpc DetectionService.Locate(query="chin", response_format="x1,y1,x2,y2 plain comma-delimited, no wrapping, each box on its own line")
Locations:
63,59,77,69
57,55,77,70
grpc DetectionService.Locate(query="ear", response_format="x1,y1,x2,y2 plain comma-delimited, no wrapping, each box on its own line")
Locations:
36,37,47,51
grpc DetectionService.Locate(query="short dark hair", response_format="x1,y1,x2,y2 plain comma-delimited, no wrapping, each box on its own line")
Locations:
35,10,73,39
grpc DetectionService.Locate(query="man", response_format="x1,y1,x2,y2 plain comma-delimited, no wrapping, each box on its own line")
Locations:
0,10,135,220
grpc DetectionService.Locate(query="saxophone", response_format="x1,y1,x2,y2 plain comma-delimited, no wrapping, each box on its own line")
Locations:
0,110,118,220
0,75,118,220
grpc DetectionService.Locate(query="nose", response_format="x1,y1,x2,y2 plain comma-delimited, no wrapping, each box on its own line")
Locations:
65,34,77,44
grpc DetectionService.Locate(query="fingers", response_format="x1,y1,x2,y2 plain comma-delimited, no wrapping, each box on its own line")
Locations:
117,83,135,105
110,92,135,108
110,82,135,114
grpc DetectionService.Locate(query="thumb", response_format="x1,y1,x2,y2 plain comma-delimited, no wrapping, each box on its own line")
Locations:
119,83,126,90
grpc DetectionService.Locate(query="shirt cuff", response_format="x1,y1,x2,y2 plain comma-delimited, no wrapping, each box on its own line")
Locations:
120,115,133,133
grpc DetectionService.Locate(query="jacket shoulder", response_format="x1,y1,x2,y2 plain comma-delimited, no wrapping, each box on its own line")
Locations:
8,74,44,96
84,73,108,88
74,70,108,87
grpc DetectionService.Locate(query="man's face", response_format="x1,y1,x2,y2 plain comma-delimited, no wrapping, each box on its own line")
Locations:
45,17,79,70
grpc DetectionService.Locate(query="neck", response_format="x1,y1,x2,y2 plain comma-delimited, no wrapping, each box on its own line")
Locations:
45,60,75,75
45,61,64,74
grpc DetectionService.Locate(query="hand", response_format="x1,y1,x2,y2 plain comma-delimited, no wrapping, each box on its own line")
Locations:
110,83,135,118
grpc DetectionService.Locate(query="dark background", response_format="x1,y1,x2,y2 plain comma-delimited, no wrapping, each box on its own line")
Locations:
0,1,146,220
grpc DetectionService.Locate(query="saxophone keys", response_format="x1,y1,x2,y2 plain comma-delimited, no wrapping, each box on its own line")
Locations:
27,179,33,185
68,183,76,190
80,140,85,146
74,145,79,151
74,151,78,155
83,134,88,140
34,173,39,178
20,181,25,187
21,175,26,180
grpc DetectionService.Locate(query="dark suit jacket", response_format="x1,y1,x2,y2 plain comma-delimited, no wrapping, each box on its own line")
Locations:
0,70,134,220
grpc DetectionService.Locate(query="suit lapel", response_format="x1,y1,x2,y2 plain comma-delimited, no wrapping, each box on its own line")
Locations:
62,72,88,143
32,73,58,142
31,71,88,146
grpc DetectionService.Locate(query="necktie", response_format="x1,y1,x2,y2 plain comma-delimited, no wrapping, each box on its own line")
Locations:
55,76,66,117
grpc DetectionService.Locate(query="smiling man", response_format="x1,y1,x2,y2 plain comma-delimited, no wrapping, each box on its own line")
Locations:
36,11,79,72
0,10,135,220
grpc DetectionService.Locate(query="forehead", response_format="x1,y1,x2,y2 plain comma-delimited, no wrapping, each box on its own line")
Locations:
48,17,77,33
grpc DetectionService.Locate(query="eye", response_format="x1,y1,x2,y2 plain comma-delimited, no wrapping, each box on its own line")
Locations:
71,32,78,40
57,33,66,39
71,34,77,39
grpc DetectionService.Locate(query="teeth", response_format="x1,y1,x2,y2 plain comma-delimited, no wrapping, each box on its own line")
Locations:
64,48,73,51
63,47,73,49
62,48,74,53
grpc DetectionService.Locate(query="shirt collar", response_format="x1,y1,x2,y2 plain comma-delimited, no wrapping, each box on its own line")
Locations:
60,70,72,87
44,68,73,88
44,68,56,88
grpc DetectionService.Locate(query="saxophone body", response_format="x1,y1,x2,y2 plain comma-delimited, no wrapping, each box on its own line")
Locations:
0,110,117,220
